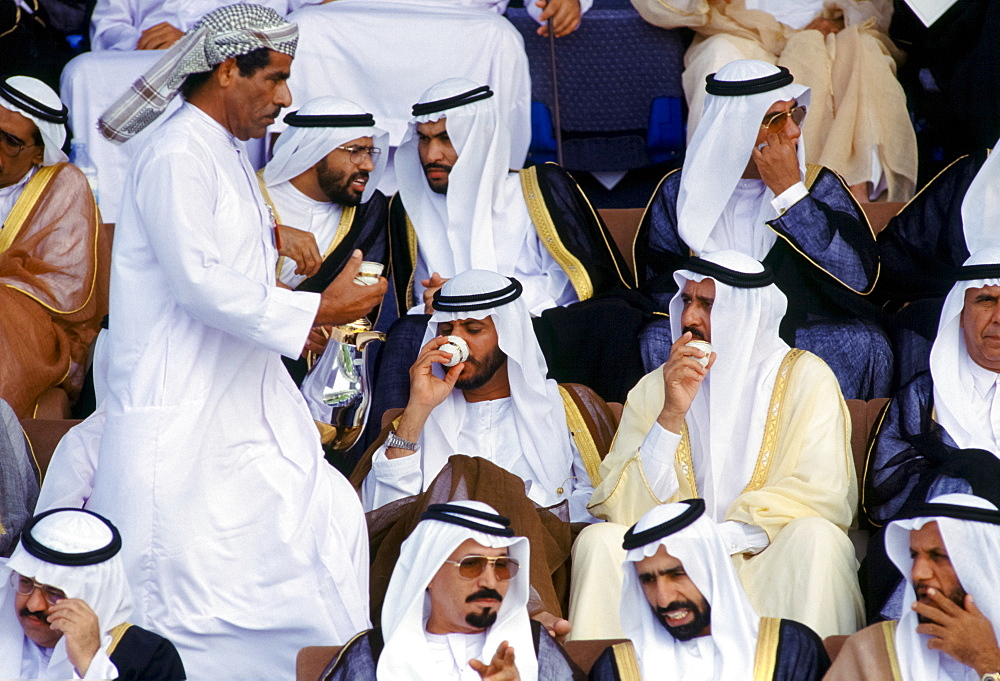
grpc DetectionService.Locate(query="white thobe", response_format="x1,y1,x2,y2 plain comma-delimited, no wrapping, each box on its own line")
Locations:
18,638,118,680
86,103,370,681
89,0,318,50
745,0,825,29
363,396,594,521
425,631,487,681
965,356,1000,451
266,180,345,289
0,165,36,219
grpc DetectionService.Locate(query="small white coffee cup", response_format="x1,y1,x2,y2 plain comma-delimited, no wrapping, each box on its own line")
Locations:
354,261,384,286
685,340,713,367
441,336,470,367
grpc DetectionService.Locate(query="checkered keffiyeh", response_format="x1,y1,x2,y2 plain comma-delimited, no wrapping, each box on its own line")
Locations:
98,3,298,144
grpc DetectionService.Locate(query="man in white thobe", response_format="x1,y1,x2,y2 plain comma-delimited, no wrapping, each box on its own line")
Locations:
259,95,390,292
569,250,863,640
88,5,386,679
359,269,596,523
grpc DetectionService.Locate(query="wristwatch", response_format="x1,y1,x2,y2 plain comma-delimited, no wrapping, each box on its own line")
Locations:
385,431,418,452
982,673,1000,681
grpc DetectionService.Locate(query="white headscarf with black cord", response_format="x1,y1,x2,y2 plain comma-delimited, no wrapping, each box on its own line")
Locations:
378,500,535,681
263,95,388,201
395,79,531,283
98,3,298,144
679,60,810,258
885,493,1000,681
0,508,132,679
0,76,68,166
668,250,790,518
929,248,1000,450
417,269,575,509
620,500,759,681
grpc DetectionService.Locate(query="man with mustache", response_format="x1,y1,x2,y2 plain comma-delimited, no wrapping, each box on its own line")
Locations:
258,95,392,381
389,77,628,318
90,5,383,678
635,59,890,401
589,501,830,681
321,501,579,680
0,508,185,680
826,494,1000,681
864,249,1000,620
355,269,597,524
572,251,862,640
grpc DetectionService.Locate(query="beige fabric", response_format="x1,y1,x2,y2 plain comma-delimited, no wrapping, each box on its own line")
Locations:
824,621,901,681
0,164,107,417
636,0,916,200
575,351,863,639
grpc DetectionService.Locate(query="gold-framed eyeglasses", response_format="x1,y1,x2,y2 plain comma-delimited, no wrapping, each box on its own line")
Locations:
0,127,36,158
760,106,807,134
336,145,382,165
442,555,520,581
10,573,66,604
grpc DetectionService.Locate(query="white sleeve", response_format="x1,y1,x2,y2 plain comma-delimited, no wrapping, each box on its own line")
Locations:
361,444,424,511
79,649,118,680
717,520,771,555
770,181,809,215
89,0,141,50
136,148,320,359
638,422,682,501
567,439,597,523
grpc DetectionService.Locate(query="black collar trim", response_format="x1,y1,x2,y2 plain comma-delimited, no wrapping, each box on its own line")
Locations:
705,67,794,97
282,111,375,128
623,499,705,550
432,277,522,312
895,502,1000,526
420,503,514,537
954,264,1000,281
0,79,68,125
683,257,774,288
21,508,122,566
412,85,494,117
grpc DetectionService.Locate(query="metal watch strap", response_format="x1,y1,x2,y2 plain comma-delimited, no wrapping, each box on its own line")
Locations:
385,431,418,451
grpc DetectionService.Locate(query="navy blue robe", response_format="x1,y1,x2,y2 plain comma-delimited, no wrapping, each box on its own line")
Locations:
586,618,829,681
108,624,186,680
874,150,989,387
319,622,583,681
635,166,891,400
861,371,1000,622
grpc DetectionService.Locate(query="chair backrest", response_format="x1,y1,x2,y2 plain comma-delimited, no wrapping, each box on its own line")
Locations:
296,646,340,681
823,634,849,662
20,418,82,481
564,638,629,674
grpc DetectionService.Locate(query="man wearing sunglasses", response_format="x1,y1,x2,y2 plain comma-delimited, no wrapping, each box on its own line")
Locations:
321,501,579,680
0,508,185,680
0,76,107,420
636,59,891,401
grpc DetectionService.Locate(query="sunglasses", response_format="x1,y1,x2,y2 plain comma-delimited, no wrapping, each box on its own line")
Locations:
442,555,520,581
760,105,807,134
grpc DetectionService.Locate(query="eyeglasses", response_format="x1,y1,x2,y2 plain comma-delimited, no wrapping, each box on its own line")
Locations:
760,106,807,134
0,127,36,158
443,555,520,581
10,573,66,605
336,145,382,165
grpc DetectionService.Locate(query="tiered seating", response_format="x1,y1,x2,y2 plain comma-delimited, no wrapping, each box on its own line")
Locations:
506,0,688,171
